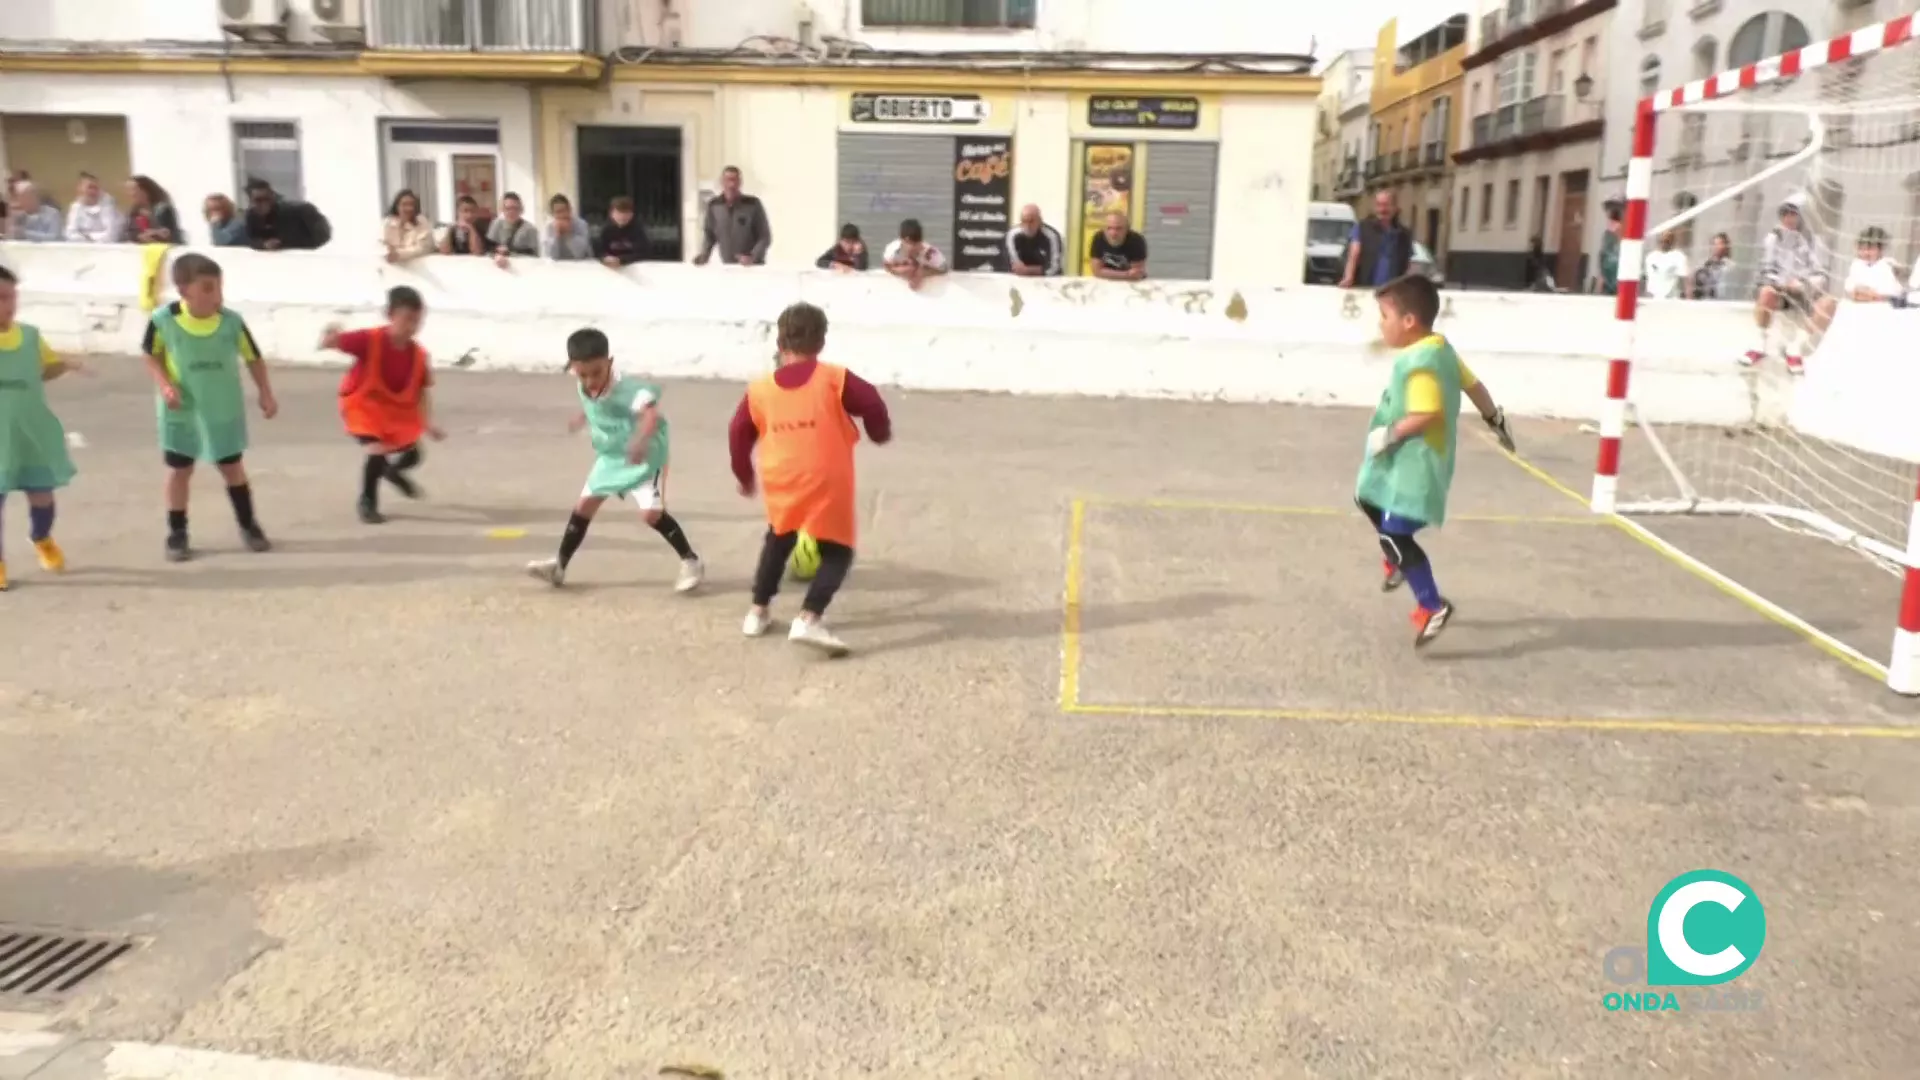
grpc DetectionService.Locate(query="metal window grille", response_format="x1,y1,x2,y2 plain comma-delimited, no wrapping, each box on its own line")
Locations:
369,0,590,51
232,121,303,200
861,0,1037,29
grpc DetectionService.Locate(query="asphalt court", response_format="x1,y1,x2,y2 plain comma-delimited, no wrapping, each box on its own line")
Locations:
1064,493,1920,736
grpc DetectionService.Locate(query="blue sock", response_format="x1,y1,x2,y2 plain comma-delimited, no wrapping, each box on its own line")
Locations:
29,501,54,543
1403,559,1442,610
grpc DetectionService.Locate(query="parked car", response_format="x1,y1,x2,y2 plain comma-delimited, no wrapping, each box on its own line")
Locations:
1304,200,1357,284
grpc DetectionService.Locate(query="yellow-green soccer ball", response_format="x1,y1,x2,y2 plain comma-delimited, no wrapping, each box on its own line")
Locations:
788,532,821,581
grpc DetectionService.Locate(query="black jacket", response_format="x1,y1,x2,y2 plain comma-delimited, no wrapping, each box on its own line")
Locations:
593,217,649,265
1353,217,1412,286
246,197,331,251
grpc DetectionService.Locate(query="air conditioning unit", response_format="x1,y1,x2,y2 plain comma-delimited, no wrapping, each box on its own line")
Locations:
310,0,366,43
219,0,290,42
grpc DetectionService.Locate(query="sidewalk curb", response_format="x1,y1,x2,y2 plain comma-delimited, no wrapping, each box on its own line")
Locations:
1,1033,423,1079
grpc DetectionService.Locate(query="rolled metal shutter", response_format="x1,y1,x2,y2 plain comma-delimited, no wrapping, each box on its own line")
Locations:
1140,142,1219,281
836,133,956,259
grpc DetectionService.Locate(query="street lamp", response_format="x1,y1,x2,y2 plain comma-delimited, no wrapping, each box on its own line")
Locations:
1574,72,1594,99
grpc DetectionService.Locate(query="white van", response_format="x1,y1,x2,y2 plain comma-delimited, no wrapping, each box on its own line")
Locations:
1305,201,1357,284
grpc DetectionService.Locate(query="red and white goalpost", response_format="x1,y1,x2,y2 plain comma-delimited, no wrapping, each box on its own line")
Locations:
1591,11,1920,696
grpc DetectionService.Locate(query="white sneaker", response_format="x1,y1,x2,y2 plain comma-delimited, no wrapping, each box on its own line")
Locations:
674,557,705,594
788,617,850,657
742,608,774,637
526,558,565,587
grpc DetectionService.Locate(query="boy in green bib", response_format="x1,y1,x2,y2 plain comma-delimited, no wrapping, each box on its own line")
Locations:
0,266,86,592
1355,274,1516,647
524,328,704,591
140,254,279,562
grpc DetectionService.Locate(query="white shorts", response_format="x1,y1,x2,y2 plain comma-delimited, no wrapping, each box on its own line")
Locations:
582,468,665,511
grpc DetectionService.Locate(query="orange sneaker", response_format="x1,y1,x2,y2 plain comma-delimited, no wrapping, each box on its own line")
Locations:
33,537,65,573
0,560,9,592
1411,600,1454,648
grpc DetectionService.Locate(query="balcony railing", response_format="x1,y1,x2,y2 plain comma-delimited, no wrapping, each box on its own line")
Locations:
1471,93,1604,148
370,0,592,51
1423,142,1445,166
1367,156,1384,179
862,0,1038,28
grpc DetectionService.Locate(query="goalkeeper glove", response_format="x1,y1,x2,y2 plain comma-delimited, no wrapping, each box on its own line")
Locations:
1483,406,1515,453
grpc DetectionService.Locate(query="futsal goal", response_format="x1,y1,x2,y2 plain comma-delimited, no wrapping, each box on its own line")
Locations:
1590,11,1920,695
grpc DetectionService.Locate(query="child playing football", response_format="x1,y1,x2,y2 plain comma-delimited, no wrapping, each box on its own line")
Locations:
729,301,892,656
525,328,704,591
0,266,84,591
321,286,443,524
1357,273,1515,646
141,253,277,561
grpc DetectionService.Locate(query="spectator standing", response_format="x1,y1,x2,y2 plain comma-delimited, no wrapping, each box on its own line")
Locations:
487,192,540,267
1005,205,1064,276
1642,230,1691,299
1089,211,1149,281
121,176,181,244
382,189,435,264
594,196,647,267
1594,196,1624,295
203,194,248,247
543,195,593,261
7,182,65,242
815,224,868,272
1339,191,1410,288
1692,232,1734,299
693,166,771,266
882,219,947,291
244,178,331,251
440,196,491,256
1843,226,1901,302
64,173,121,243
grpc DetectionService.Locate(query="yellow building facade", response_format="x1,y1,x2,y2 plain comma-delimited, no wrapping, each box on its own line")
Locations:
1367,15,1468,270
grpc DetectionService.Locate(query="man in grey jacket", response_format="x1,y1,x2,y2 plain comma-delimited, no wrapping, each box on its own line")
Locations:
692,166,771,266
1740,193,1831,375
6,182,64,242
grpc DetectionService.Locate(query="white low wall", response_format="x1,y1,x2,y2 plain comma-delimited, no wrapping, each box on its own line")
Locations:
0,243,1782,425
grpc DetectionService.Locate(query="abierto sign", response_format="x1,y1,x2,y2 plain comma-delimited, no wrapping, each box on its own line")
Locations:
850,93,990,125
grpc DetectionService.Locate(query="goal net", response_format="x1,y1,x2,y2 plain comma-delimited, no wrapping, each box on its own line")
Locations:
1594,13,1920,694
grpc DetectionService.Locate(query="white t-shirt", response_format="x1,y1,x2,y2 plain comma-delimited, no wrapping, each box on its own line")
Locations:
1844,256,1902,299
882,238,947,271
1643,248,1690,298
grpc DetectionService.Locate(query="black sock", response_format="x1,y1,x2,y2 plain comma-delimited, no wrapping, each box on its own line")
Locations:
651,512,696,560
361,455,386,504
558,512,591,568
390,446,422,472
227,484,258,531
166,509,187,536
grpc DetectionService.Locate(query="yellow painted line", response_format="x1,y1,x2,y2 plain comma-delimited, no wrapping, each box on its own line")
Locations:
1063,700,1920,739
1059,499,1088,710
1481,433,1889,684
1082,494,1599,526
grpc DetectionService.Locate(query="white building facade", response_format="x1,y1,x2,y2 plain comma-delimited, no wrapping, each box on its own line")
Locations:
1447,0,1613,292
0,0,1322,280
1312,49,1374,207
1594,0,1920,294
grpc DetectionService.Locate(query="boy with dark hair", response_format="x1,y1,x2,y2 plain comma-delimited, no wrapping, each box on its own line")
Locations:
0,266,86,591
594,196,647,267
1356,273,1515,646
526,328,703,591
321,286,442,524
141,253,277,561
729,301,893,655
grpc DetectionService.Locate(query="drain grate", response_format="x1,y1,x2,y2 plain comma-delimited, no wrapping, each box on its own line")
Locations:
0,926,135,1000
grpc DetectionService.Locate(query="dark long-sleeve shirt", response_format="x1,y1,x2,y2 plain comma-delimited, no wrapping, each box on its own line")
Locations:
729,359,891,487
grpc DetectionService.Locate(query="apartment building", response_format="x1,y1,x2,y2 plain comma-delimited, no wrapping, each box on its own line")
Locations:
1448,0,1614,291
1313,48,1374,206
1595,0,1920,293
1366,15,1469,265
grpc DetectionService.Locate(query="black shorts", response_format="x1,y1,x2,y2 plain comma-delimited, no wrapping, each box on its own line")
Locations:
164,451,242,469
353,436,420,452
1766,282,1824,313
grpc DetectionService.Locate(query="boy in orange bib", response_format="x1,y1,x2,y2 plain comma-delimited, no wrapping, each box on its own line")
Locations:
321,286,443,524
728,301,892,656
